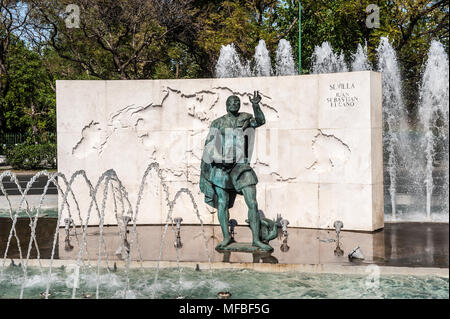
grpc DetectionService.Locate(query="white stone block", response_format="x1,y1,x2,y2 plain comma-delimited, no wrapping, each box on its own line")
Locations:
57,71,383,231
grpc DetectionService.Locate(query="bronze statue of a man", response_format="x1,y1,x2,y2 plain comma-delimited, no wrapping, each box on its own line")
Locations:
200,91,273,252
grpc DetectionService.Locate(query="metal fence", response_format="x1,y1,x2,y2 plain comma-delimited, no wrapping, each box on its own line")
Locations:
0,133,26,155
1,132,26,145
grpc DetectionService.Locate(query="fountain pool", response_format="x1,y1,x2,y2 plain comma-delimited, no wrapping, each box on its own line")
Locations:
0,159,448,299
0,208,448,299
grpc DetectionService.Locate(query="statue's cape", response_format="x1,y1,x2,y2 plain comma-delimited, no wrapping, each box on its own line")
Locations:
200,160,237,209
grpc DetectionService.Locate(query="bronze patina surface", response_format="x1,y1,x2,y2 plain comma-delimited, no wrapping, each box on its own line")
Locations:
199,91,275,252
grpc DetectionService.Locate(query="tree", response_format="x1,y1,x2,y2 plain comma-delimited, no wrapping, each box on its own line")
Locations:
0,37,55,141
378,0,449,122
193,0,301,75
271,0,449,119
1,0,448,139
27,0,199,80
1,0,31,133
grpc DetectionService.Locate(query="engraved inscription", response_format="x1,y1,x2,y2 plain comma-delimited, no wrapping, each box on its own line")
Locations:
326,82,359,107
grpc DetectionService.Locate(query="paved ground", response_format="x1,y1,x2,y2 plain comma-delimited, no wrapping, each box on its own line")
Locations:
0,173,58,196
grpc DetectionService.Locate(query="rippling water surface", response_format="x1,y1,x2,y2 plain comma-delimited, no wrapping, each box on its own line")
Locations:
0,267,447,299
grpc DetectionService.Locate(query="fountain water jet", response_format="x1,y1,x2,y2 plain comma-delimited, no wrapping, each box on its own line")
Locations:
253,40,272,77
376,37,409,220
417,40,449,219
0,161,214,299
275,39,296,76
351,43,371,71
215,44,250,78
311,41,348,74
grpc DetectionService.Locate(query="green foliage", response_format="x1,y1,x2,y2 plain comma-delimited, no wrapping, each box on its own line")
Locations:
1,0,448,153
196,1,285,70
5,142,57,170
0,37,56,139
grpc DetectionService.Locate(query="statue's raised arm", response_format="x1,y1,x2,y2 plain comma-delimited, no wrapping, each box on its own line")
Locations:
248,91,265,128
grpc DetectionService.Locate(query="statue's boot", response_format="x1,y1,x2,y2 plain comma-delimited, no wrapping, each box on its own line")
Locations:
216,236,233,250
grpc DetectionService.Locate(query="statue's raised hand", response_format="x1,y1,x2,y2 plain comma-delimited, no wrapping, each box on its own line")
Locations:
249,91,262,104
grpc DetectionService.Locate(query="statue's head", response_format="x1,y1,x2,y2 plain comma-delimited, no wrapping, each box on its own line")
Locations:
226,95,240,114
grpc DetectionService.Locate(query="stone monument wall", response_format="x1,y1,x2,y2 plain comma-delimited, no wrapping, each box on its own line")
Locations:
56,71,383,231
